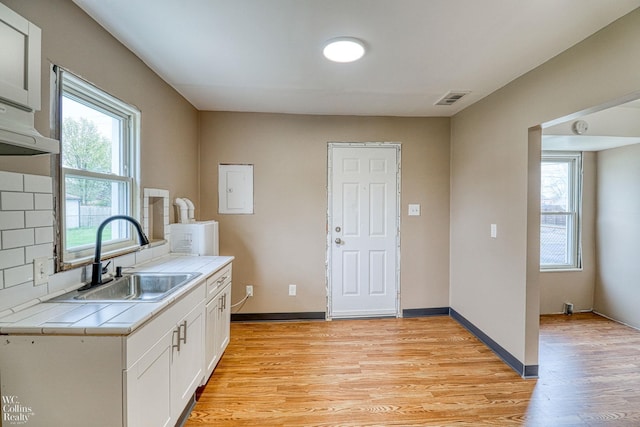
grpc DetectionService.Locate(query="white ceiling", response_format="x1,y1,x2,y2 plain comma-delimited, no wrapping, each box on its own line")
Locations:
72,0,640,117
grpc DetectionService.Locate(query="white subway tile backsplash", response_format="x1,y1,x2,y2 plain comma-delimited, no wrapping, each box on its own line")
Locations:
46,267,84,296
0,171,23,191
4,264,33,287
2,229,34,249
35,227,54,244
0,282,47,312
34,193,53,210
0,248,24,270
117,253,137,268
0,211,25,230
23,174,52,193
151,242,170,259
135,247,152,264
1,192,34,211
25,210,53,228
0,174,175,312
0,171,54,309
25,243,54,263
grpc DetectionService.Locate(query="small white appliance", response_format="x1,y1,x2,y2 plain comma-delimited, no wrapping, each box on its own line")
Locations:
169,221,219,256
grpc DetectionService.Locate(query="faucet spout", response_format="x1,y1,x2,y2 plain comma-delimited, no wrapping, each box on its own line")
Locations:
87,215,149,289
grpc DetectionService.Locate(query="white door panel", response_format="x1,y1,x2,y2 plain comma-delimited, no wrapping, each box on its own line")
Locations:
329,144,399,318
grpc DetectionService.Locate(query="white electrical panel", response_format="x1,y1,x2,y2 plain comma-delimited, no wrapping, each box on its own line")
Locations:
218,164,254,214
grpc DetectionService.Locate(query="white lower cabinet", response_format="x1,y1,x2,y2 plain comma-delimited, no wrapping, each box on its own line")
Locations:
125,281,205,427
126,330,173,427
215,284,231,364
0,335,125,427
205,283,231,379
203,265,232,382
170,300,204,419
0,262,232,427
0,280,206,427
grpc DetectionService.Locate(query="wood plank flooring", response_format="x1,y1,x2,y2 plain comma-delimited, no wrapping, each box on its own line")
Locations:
186,313,640,426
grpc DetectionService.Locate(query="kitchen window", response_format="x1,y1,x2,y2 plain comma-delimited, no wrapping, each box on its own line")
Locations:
55,68,140,266
540,152,582,270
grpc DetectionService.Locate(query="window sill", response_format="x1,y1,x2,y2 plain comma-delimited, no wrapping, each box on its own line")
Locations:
60,243,158,271
540,268,583,273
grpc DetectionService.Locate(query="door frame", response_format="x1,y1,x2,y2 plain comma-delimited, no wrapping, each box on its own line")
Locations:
326,142,402,319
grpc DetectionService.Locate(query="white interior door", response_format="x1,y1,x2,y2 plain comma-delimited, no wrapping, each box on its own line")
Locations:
328,144,399,318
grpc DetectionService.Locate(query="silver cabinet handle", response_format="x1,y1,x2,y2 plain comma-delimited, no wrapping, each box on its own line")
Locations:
181,320,187,345
172,327,180,351
173,320,188,351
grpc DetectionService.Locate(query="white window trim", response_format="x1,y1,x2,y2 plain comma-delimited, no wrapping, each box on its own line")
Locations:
540,151,583,271
54,67,141,269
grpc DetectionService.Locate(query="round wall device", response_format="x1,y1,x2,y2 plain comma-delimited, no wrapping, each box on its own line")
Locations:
571,120,589,135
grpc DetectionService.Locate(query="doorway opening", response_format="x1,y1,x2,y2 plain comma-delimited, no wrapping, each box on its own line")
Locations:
527,91,640,374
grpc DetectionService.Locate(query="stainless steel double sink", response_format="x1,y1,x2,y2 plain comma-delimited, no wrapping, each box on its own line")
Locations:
48,272,201,303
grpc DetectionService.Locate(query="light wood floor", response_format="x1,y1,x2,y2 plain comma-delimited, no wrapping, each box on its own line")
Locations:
186,313,640,426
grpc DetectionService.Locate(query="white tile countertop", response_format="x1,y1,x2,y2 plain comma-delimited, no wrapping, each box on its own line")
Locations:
0,255,233,335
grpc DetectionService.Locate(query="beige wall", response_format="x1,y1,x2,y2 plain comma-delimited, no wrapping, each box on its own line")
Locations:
199,112,450,314
4,0,640,369
450,8,640,366
539,152,596,314
0,0,200,219
594,143,640,328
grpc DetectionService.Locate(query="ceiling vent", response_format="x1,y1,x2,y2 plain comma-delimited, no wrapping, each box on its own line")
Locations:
435,91,470,106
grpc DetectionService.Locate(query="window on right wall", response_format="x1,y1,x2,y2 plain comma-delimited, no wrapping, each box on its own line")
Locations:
540,152,582,270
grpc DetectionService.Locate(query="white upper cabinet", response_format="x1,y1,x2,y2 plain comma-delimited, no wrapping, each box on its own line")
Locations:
0,3,41,111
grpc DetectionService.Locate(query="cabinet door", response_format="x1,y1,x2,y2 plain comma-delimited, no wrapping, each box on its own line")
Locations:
171,300,205,420
217,284,231,356
204,295,220,381
125,331,172,427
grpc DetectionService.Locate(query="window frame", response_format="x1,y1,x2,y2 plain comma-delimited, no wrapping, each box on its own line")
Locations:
540,151,583,271
53,67,141,270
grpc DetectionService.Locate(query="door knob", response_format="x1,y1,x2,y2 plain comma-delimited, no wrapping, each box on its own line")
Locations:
335,238,343,244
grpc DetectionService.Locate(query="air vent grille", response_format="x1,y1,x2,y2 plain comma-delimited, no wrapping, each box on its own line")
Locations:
435,91,470,106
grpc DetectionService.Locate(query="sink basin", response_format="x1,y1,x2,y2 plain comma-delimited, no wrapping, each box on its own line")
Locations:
48,272,201,303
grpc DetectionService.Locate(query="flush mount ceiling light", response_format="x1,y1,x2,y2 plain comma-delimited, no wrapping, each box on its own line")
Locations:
323,37,366,63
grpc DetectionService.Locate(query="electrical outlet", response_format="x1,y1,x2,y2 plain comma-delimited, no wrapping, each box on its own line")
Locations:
33,257,48,286
246,285,253,297
288,284,297,296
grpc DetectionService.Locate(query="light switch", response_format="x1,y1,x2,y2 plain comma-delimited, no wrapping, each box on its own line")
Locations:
490,223,497,238
33,257,48,286
408,204,421,216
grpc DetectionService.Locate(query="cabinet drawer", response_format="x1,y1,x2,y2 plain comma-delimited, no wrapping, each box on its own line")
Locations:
206,264,232,302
